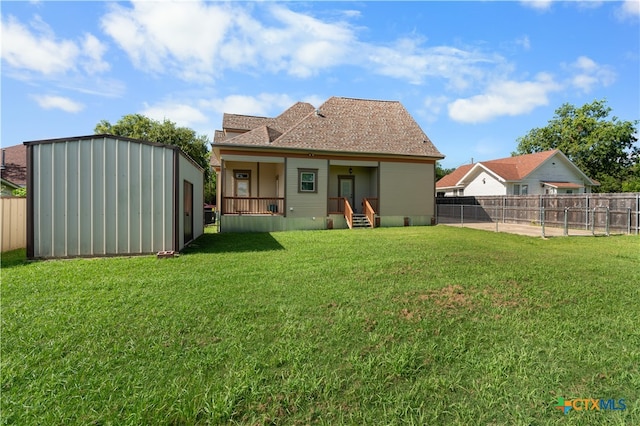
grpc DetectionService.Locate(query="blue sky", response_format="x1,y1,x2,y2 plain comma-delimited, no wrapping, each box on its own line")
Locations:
2,1,638,169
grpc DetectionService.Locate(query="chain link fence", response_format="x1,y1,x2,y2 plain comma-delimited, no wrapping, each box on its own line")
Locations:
436,194,640,237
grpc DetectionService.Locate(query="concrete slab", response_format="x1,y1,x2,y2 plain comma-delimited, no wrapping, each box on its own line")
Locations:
437,221,595,237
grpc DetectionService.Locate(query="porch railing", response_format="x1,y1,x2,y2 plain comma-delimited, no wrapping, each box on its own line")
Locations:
363,197,378,227
328,197,345,214
344,199,354,229
222,197,284,215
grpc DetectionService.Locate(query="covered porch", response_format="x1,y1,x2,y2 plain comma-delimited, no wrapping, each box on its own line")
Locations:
220,158,285,216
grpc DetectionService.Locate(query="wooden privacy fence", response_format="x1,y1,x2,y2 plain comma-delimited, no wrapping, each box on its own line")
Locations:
1,197,27,252
436,193,640,235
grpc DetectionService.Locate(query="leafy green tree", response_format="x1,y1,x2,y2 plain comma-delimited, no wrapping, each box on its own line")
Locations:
12,187,27,197
95,114,216,202
514,99,639,192
436,162,455,181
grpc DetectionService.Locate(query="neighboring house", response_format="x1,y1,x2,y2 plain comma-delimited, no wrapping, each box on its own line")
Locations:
25,135,204,258
211,96,444,232
1,144,27,196
436,150,598,197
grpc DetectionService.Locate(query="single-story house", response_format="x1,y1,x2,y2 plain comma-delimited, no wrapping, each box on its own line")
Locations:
1,144,27,196
436,150,598,197
211,96,444,232
25,135,204,258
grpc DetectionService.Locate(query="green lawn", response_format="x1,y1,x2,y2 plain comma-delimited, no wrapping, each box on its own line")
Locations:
2,226,639,425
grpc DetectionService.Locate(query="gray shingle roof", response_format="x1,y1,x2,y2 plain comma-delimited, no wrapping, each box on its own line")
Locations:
215,97,443,158
222,113,270,132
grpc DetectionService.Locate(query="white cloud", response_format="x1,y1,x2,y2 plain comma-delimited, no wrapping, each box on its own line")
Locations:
32,95,84,113
101,2,357,81
81,33,110,74
205,93,297,117
1,15,79,74
617,0,640,19
566,56,616,92
99,1,500,89
1,14,109,77
520,0,555,11
140,101,209,129
516,36,531,51
448,73,561,123
420,96,449,123
371,42,501,89
101,1,233,81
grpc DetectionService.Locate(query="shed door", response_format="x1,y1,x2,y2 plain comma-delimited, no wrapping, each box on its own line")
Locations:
184,180,193,243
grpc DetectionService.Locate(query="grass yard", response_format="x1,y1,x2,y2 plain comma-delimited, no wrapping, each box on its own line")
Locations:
2,226,639,425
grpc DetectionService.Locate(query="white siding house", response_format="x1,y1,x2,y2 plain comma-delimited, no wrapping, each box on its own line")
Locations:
436,150,598,197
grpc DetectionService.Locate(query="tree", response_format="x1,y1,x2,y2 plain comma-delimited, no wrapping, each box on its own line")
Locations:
12,187,27,197
514,99,639,192
436,162,455,181
95,114,216,203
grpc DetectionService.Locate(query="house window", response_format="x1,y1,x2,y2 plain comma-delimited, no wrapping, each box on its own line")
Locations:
521,185,528,195
566,189,573,194
513,184,520,195
459,189,464,196
298,169,318,193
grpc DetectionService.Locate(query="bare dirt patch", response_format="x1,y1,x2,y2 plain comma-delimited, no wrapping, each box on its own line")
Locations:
395,282,532,320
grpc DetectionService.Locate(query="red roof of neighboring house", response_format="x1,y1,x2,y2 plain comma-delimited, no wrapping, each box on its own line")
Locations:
436,163,473,188
437,150,560,188
1,144,27,187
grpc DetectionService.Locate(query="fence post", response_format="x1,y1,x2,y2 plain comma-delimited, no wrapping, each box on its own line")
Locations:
591,207,595,236
460,204,464,227
586,194,590,230
606,207,610,237
563,208,568,236
628,207,631,235
541,207,545,237
636,193,639,236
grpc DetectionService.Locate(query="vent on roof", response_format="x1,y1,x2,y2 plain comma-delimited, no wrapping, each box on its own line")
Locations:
314,109,325,118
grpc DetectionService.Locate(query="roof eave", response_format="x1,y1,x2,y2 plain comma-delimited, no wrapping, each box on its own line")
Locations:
213,142,445,160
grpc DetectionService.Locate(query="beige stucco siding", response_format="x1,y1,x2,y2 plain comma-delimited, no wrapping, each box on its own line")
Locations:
285,158,328,218
379,161,434,216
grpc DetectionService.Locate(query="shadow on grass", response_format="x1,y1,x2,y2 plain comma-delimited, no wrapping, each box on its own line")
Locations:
181,231,285,254
1,248,28,269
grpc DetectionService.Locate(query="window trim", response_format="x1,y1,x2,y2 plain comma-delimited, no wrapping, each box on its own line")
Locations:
298,168,318,193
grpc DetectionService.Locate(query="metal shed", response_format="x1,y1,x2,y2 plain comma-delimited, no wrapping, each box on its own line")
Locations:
25,135,204,258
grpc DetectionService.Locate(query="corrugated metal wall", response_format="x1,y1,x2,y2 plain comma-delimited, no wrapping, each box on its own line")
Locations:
30,136,175,257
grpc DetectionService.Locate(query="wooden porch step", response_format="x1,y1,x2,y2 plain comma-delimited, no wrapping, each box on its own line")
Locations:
351,214,372,228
